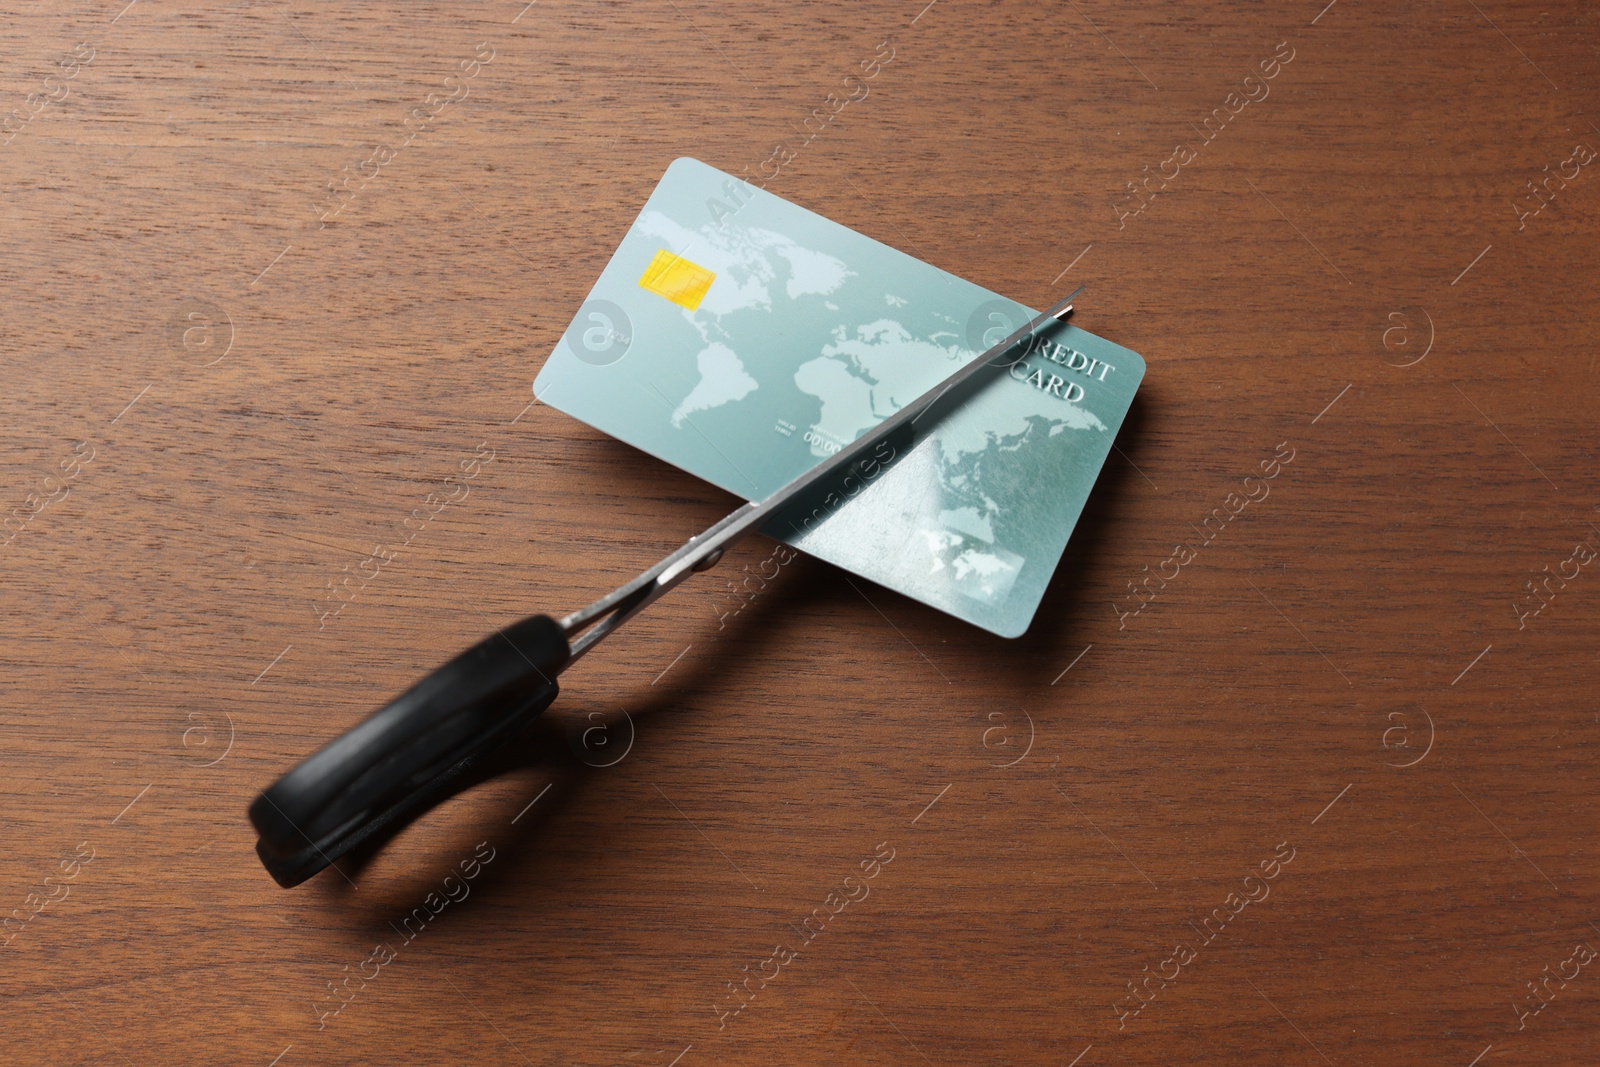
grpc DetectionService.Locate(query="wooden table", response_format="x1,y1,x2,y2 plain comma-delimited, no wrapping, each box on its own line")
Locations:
3,1,1596,1064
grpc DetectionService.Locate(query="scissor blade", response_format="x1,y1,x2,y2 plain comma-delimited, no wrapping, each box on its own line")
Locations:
753,286,1082,516
659,288,1079,568
560,287,1083,661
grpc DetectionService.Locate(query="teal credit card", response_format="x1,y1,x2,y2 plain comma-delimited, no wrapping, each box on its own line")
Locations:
534,158,1143,637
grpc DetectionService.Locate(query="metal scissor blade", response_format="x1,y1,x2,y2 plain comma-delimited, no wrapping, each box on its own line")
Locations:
753,286,1082,521
559,287,1082,663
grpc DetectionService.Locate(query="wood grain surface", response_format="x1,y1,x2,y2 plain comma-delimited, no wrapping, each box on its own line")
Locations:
2,1,1598,1064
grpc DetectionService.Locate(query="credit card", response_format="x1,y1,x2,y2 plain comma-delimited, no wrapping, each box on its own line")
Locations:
534,158,1143,637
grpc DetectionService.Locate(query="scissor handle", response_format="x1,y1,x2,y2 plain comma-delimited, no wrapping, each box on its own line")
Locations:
249,614,570,887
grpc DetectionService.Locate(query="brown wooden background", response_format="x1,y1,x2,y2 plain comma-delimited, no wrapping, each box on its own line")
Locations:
2,1,1597,1064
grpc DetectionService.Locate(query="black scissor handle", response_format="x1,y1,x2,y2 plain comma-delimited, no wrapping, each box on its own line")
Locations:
249,614,570,887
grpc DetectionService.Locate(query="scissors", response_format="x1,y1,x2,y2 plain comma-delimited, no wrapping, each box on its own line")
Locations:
249,288,1082,886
